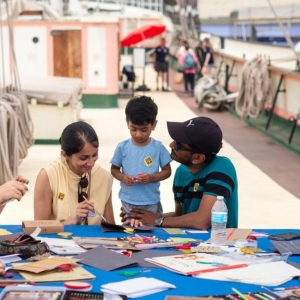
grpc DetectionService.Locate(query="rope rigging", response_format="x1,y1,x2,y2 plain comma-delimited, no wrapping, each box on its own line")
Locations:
0,0,34,185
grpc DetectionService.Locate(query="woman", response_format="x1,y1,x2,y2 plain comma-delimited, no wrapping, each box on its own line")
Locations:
178,41,198,97
201,37,214,76
34,121,115,225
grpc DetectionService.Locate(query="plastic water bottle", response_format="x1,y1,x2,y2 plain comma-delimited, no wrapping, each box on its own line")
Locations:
210,196,228,246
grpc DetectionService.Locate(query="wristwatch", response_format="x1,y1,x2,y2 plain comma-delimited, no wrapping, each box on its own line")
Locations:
155,216,164,227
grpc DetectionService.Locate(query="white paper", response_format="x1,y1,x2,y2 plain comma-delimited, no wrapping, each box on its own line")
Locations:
195,261,300,286
184,230,208,234
101,277,175,298
0,254,22,264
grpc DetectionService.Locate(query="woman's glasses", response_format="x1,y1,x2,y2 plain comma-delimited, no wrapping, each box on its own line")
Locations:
78,176,88,203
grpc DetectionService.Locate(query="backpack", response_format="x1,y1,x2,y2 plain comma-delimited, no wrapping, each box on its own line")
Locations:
183,52,195,70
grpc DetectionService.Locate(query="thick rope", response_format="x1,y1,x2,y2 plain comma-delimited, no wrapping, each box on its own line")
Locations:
0,93,34,184
235,56,271,119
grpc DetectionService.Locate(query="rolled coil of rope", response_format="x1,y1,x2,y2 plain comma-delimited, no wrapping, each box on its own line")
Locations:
0,92,34,184
235,56,271,119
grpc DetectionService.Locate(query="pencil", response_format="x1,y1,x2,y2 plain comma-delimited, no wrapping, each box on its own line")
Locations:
232,288,251,300
261,286,280,298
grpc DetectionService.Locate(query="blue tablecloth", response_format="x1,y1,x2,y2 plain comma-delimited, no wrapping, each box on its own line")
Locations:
2,225,300,299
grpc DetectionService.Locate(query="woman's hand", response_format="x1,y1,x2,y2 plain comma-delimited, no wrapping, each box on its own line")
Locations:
0,177,29,205
76,199,95,224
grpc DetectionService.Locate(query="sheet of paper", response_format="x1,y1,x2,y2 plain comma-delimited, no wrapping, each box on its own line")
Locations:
270,239,300,255
40,237,79,247
101,277,175,298
0,254,22,264
163,228,186,235
76,245,138,271
184,230,208,234
171,238,198,243
206,228,252,245
196,261,300,286
0,229,12,235
131,249,178,268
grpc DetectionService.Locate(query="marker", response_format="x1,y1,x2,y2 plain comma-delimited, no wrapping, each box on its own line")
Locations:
274,286,300,290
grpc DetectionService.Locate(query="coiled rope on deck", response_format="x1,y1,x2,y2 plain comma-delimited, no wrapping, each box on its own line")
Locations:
235,56,271,119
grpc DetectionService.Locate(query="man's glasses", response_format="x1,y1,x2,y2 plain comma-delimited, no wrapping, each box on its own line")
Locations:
174,141,193,152
78,176,88,203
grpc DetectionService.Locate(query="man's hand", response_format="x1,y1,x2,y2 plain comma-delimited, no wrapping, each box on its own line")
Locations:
120,207,158,226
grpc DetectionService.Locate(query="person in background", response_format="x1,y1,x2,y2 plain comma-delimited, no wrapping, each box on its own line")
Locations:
111,96,172,224
0,176,28,211
153,38,169,91
121,117,238,230
194,41,205,79
201,37,215,76
34,121,115,225
178,41,198,97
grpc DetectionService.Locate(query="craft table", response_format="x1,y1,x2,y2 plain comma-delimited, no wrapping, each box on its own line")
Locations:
2,225,300,299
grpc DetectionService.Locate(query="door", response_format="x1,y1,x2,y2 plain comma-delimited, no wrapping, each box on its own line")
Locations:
52,30,82,78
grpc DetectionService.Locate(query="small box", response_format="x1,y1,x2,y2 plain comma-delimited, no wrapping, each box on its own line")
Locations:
22,220,64,234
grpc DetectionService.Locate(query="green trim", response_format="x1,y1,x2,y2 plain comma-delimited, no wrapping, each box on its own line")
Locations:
121,47,153,55
229,107,300,156
82,94,118,108
35,139,59,145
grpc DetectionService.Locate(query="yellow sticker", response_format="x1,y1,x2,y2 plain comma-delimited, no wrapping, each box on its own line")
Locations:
144,156,153,166
58,192,65,201
193,183,199,192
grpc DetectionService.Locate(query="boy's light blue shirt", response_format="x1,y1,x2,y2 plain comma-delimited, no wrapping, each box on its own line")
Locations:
110,138,172,205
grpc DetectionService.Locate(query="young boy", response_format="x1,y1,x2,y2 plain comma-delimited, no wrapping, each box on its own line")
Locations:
110,96,172,220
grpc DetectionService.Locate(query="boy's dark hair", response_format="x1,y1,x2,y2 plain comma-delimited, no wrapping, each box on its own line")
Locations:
125,96,158,125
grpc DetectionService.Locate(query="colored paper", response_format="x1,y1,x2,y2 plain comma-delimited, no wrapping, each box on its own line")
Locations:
163,228,186,234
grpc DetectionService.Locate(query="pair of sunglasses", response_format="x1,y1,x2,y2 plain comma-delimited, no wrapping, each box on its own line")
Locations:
174,141,193,152
78,176,88,203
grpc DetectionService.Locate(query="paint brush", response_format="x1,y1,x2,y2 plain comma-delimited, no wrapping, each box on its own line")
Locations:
82,195,107,222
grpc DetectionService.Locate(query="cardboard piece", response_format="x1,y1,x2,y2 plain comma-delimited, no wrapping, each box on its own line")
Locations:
101,222,153,233
206,228,252,246
18,265,95,282
76,245,138,271
22,220,63,234
11,257,80,273
73,237,138,251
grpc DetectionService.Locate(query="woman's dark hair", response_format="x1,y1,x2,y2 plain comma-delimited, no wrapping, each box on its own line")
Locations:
59,121,99,156
125,96,158,125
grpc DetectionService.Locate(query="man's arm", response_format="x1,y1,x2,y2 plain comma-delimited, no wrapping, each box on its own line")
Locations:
161,195,216,230
123,194,217,230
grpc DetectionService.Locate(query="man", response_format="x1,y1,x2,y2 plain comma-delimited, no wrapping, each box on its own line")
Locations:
153,38,169,91
122,117,238,230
